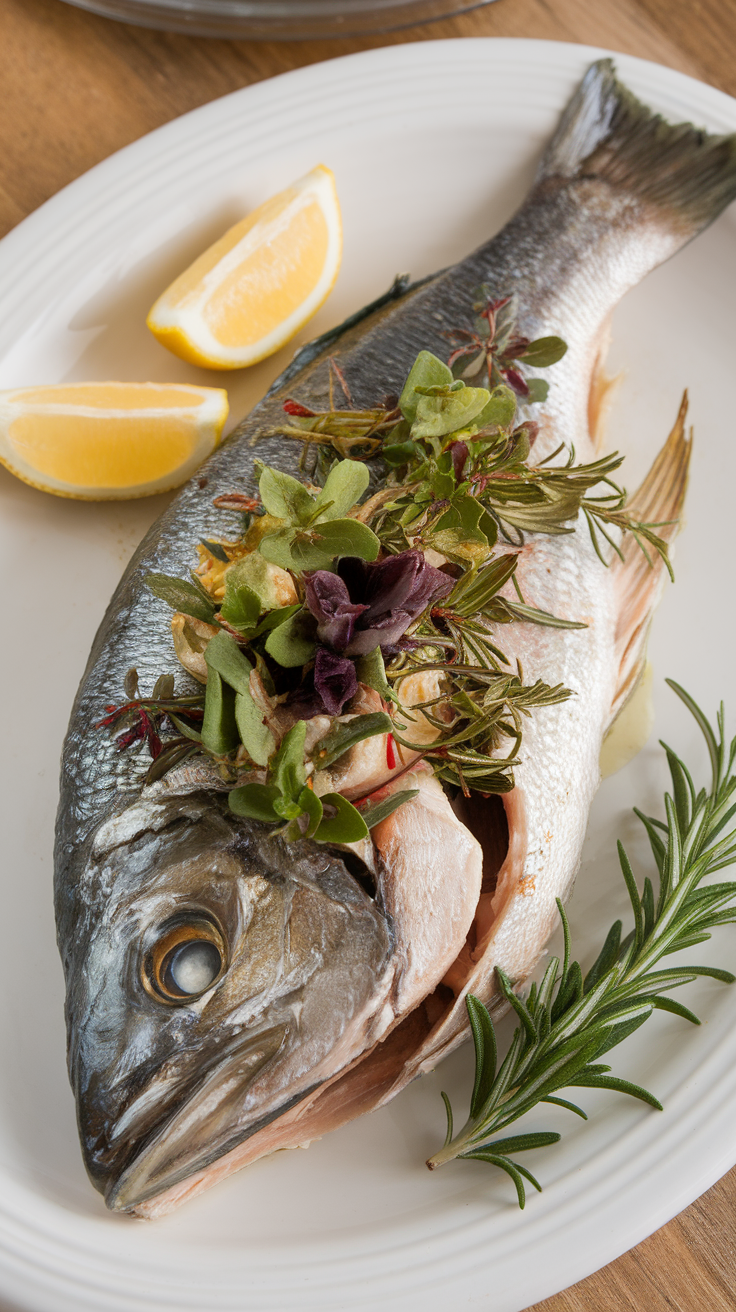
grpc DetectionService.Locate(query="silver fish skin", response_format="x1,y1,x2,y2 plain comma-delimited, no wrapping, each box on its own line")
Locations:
55,59,736,1216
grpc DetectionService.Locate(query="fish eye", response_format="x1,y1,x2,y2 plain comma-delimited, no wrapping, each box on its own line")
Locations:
142,916,226,1004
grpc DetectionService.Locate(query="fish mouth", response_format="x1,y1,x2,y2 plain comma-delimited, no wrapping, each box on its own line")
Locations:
105,1023,289,1213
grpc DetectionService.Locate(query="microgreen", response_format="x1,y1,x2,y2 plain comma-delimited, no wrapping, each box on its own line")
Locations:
428,682,736,1206
446,290,567,403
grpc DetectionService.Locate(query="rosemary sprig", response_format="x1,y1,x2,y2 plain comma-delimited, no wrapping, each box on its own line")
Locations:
385,555,577,794
428,680,736,1204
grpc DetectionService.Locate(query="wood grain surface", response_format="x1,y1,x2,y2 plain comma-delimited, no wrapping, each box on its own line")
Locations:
3,0,736,1307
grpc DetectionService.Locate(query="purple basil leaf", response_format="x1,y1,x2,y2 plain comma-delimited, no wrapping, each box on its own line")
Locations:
284,682,325,719
303,571,368,652
313,648,358,716
345,611,413,657
450,441,469,482
337,550,454,654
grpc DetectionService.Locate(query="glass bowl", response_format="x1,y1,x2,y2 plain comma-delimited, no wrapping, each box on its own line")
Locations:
60,0,496,39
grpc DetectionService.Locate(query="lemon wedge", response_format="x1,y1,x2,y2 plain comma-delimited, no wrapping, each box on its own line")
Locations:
0,382,229,499
146,165,342,370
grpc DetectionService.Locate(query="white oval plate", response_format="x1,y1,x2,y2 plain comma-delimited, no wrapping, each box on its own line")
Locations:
2,38,736,1312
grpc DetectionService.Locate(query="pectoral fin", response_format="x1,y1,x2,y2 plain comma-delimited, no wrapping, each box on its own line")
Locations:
609,392,691,722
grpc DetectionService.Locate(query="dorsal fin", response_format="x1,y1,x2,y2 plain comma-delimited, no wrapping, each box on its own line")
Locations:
609,393,691,721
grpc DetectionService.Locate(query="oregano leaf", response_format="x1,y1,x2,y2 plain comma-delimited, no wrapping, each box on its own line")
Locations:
313,460,370,521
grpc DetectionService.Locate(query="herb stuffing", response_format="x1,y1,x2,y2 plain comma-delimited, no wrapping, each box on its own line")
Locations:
100,292,670,844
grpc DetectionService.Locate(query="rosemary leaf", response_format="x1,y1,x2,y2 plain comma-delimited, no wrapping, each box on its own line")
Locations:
427,683,736,1203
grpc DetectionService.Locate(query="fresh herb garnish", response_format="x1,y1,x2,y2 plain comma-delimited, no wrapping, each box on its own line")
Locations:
108,295,675,823
427,681,736,1206
228,721,369,844
255,458,379,571
446,289,567,404
146,572,218,624
96,668,204,784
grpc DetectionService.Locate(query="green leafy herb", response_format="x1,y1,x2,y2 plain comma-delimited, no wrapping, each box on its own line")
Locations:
474,386,517,431
221,553,289,612
229,781,284,824
234,685,275,766
309,517,381,560
429,496,498,564
199,537,230,563
311,458,373,520
144,740,198,784
518,336,568,369
146,572,217,624
264,608,316,667
382,439,419,467
259,517,380,572
315,791,370,843
356,647,399,706
204,631,253,696
399,351,453,422
312,712,393,771
258,467,316,523
428,681,736,1205
411,385,491,440
219,577,262,635
124,668,139,700
256,458,380,572
228,722,369,844
356,788,420,830
201,669,239,756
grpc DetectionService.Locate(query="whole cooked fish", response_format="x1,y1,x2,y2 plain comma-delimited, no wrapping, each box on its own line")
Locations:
55,59,736,1217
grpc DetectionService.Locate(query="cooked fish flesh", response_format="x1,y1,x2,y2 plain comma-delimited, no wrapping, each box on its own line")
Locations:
55,59,736,1216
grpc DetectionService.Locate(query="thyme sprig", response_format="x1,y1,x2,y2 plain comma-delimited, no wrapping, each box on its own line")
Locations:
395,667,570,794
373,428,672,576
264,402,400,460
428,681,736,1205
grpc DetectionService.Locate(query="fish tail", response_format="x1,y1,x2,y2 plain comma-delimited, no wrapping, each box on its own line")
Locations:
539,59,736,236
609,392,691,719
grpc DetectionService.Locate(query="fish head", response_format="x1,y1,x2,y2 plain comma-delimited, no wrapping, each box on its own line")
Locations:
61,791,391,1212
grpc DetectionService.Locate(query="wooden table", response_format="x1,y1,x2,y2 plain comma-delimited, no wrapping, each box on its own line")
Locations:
4,0,736,1306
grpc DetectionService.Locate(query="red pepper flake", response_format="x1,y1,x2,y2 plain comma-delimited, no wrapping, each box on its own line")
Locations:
386,735,397,770
283,399,316,417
